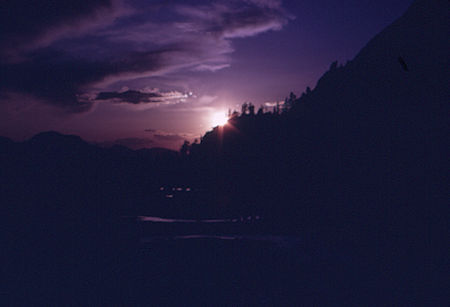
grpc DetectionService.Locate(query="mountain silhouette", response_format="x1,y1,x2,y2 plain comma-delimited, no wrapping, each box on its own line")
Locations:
181,0,448,260
174,3,448,303
30,131,86,144
309,0,448,110
0,0,447,304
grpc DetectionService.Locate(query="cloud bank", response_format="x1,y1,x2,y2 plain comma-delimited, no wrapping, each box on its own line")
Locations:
0,0,291,112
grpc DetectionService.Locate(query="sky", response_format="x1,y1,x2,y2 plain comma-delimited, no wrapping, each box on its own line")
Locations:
0,0,413,150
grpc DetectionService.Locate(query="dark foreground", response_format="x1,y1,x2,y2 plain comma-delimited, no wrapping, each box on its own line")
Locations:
2,217,447,306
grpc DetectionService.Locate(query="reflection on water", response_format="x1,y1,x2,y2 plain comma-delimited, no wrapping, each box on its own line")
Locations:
137,216,300,246
137,215,259,223
138,216,197,223
142,234,237,241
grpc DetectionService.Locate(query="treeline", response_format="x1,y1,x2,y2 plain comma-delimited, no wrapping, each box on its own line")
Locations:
177,55,445,233
180,89,306,156
176,83,327,224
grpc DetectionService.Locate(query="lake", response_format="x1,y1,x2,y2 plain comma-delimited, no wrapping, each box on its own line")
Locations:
111,215,410,306
4,213,434,306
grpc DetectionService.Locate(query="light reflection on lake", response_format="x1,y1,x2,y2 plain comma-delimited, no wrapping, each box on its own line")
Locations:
137,216,258,223
136,215,302,247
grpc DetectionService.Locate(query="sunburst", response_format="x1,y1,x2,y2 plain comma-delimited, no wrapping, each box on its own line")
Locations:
210,111,229,127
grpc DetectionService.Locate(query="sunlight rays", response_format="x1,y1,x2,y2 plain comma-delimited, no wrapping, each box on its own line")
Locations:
210,111,229,127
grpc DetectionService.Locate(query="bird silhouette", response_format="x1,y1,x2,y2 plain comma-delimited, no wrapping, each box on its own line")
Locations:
398,56,409,71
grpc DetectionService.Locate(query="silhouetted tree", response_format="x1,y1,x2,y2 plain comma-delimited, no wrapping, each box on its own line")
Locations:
283,92,297,112
241,103,248,115
230,110,240,119
274,102,280,115
329,60,338,71
248,103,255,116
180,140,190,156
257,106,264,116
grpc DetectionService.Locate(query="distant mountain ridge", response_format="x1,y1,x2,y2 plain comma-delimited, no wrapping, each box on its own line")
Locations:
0,130,178,156
1,2,447,303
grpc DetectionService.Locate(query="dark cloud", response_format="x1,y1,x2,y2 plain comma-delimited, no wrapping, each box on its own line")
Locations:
175,0,290,39
0,0,291,112
96,90,162,104
0,0,126,60
0,51,106,112
0,48,175,111
95,89,187,104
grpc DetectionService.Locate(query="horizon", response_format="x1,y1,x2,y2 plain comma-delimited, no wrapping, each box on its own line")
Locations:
0,0,413,150
1,0,447,304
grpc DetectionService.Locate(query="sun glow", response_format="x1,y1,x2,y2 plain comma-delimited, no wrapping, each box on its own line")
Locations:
210,111,229,127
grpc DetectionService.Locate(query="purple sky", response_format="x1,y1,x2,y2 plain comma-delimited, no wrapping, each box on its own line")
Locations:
0,0,412,150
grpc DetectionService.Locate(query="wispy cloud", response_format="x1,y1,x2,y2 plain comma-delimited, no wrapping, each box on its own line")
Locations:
193,64,231,72
0,0,130,61
0,0,292,112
